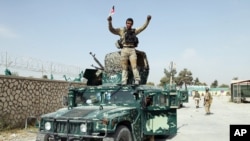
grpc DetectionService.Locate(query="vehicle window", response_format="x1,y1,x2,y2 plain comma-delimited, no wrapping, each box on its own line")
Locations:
75,91,136,105
75,92,100,105
75,94,86,105
110,91,135,104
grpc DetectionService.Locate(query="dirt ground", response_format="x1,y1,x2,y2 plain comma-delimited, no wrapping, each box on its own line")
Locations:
0,127,37,141
0,95,249,141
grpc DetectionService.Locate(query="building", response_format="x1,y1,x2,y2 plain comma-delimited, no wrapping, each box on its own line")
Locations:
231,80,250,103
187,85,229,97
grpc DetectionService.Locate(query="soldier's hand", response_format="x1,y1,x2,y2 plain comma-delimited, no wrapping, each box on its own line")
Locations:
107,16,112,22
147,15,151,21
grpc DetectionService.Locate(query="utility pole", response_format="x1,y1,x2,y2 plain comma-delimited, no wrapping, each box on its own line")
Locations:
169,61,176,86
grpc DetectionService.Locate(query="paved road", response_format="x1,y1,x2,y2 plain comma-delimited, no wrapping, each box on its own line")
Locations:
1,95,249,141
160,95,250,141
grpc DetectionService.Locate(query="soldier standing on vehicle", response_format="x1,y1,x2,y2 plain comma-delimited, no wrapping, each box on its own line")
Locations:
193,91,201,108
107,15,151,85
203,88,213,115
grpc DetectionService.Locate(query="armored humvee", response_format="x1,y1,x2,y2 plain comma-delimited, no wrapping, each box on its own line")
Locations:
164,84,189,108
36,50,181,141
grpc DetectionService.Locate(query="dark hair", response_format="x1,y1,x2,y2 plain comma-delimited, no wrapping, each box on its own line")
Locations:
126,18,134,24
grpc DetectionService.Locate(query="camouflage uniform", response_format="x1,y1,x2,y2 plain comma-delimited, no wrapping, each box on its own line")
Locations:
193,91,201,108
204,90,213,114
108,17,151,84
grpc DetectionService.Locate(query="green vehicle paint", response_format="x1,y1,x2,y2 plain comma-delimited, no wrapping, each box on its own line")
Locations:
36,50,181,141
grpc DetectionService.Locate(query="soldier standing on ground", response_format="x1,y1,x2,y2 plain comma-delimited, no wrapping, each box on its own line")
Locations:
203,88,213,115
193,90,201,108
107,15,151,85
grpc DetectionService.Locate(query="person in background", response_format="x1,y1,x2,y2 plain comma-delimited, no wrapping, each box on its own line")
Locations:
193,90,201,108
204,88,213,115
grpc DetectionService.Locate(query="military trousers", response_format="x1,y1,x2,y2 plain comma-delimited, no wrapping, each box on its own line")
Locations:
120,47,140,84
204,103,211,114
194,98,200,107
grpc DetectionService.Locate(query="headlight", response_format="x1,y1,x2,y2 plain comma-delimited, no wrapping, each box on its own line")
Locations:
45,122,51,130
80,123,87,132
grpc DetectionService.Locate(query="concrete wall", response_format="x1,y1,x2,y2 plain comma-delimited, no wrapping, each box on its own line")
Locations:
0,75,86,128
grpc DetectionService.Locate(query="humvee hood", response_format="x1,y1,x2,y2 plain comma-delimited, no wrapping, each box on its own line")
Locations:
41,106,136,120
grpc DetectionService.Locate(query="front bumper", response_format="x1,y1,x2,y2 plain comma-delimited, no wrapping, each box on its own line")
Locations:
36,132,114,141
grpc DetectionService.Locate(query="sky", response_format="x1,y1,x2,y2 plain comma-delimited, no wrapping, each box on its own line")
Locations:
0,0,249,86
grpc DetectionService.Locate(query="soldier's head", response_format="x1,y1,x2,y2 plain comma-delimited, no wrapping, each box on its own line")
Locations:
205,88,209,91
126,18,134,29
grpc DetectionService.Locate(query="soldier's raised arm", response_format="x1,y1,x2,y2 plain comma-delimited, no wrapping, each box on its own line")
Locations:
135,15,151,35
107,16,120,35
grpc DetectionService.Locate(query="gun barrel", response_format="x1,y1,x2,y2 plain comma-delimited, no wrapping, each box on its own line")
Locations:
90,52,104,70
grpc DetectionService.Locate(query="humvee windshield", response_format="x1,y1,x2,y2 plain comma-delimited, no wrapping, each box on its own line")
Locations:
75,90,136,105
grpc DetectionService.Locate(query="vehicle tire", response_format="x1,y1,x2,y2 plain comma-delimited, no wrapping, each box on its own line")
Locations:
179,103,183,108
113,125,132,141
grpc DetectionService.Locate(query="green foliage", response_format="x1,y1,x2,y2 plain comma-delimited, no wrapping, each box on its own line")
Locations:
4,69,12,75
160,67,218,87
175,68,193,87
211,80,218,88
160,68,194,87
159,76,168,86
219,84,229,88
42,75,48,79
159,67,177,86
200,83,207,86
194,77,200,85
232,77,238,80
193,77,207,86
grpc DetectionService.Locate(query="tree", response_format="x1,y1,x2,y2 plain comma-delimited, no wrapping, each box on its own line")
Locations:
211,80,218,88
201,82,207,86
42,75,48,79
175,68,193,87
232,77,239,80
159,76,168,86
160,67,194,87
232,77,238,80
193,77,207,86
219,84,229,88
194,77,200,85
159,68,177,86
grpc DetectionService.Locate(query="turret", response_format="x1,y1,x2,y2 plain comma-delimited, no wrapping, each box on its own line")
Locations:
83,50,149,85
